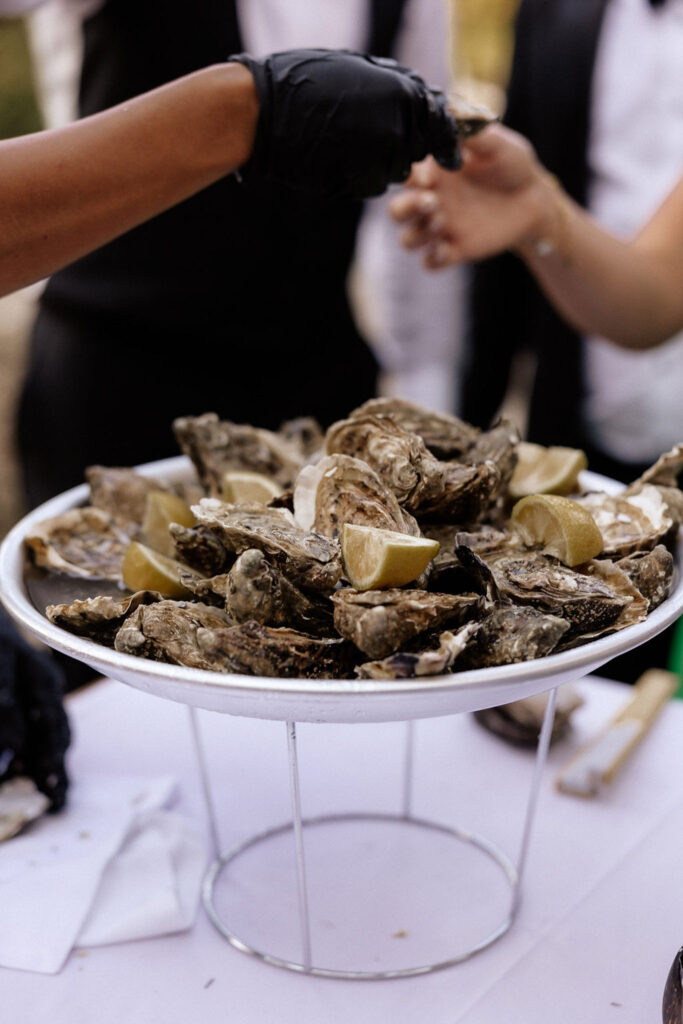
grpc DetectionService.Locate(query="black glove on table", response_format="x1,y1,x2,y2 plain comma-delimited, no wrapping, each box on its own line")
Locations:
0,609,70,811
230,49,460,199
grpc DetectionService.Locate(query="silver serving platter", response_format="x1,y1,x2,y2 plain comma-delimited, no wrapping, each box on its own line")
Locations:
1,457,682,724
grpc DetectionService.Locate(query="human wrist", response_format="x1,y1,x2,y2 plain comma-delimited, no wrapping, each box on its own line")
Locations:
515,167,570,262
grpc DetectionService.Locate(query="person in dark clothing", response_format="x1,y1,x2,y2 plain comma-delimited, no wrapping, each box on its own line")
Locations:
7,0,455,510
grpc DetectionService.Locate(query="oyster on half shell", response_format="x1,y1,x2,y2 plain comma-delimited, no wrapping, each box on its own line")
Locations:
47,589,162,645
191,500,341,591
454,538,637,640
25,507,131,581
575,484,672,557
293,453,419,541
332,588,481,659
86,466,159,530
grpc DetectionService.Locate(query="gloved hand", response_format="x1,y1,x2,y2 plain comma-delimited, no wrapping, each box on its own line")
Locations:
229,49,460,200
0,610,70,811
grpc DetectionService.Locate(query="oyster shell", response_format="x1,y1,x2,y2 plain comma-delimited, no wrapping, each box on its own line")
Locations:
196,622,358,678
173,413,303,495
455,538,632,639
191,499,341,591
615,544,674,610
25,507,130,581
170,523,235,576
293,454,420,540
356,622,479,680
628,442,683,490
348,397,480,460
47,589,162,645
575,485,672,557
86,466,158,530
332,588,481,659
278,417,324,461
114,600,233,669
0,778,50,842
458,606,569,669
326,414,503,522
474,683,584,747
225,549,334,635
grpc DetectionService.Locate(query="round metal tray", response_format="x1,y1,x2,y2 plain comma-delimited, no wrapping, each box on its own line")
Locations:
2,457,681,724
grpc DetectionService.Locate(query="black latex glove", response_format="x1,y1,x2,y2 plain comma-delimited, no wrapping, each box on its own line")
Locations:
0,609,70,811
230,49,460,200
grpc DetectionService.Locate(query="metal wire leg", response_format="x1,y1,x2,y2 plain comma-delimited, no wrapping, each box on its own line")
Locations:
286,721,312,971
402,720,416,819
187,705,221,860
511,685,559,915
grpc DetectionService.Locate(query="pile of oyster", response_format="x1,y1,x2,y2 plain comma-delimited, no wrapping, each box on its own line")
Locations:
25,400,683,682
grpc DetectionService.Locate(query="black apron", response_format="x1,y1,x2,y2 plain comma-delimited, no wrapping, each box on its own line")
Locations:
18,0,409,507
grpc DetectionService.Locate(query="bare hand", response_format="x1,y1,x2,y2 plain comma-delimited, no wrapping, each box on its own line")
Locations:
389,125,549,268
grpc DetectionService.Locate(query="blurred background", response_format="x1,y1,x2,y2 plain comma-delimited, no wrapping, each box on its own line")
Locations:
0,0,521,540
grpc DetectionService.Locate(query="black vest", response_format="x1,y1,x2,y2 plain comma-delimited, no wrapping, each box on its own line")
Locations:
40,0,408,339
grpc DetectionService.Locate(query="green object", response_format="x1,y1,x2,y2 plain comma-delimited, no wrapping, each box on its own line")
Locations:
666,614,683,698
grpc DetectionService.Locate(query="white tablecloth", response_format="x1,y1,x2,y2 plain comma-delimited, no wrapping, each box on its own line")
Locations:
3,675,683,1023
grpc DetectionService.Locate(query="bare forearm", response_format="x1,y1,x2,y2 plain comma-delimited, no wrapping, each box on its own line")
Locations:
517,174,683,349
0,63,257,297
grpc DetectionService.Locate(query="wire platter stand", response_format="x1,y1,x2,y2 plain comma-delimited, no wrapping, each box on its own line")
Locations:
188,687,559,981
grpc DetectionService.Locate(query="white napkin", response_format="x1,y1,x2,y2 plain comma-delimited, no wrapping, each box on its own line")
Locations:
0,774,206,974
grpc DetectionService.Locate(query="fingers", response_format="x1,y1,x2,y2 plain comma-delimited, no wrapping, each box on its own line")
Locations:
389,187,437,223
422,239,460,270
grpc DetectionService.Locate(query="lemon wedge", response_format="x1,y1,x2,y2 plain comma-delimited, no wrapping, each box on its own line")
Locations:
122,541,194,598
341,524,439,590
511,494,603,566
509,442,588,499
142,491,195,557
221,470,283,504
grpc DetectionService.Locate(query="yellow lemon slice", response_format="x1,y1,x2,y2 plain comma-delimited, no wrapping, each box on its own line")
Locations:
142,491,196,557
221,470,283,504
122,541,194,598
509,442,588,499
341,523,439,590
511,494,603,566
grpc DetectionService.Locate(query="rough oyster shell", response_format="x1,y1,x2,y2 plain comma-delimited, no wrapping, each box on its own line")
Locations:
86,466,159,530
47,589,162,645
615,544,674,610
196,622,358,678
356,622,479,680
225,549,334,635
575,485,672,557
293,453,420,540
455,538,633,639
25,507,130,581
170,523,235,576
278,417,324,462
348,397,480,460
114,600,233,669
173,413,303,495
332,588,481,659
627,442,683,491
0,778,50,842
326,414,503,522
191,499,341,591
458,606,569,668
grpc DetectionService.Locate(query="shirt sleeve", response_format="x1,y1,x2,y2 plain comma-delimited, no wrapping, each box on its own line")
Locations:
353,0,467,414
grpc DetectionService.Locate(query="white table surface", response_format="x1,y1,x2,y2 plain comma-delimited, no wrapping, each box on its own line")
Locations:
3,674,683,1023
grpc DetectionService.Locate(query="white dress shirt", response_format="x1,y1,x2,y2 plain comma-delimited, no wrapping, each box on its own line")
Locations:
2,0,465,415
584,0,683,462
